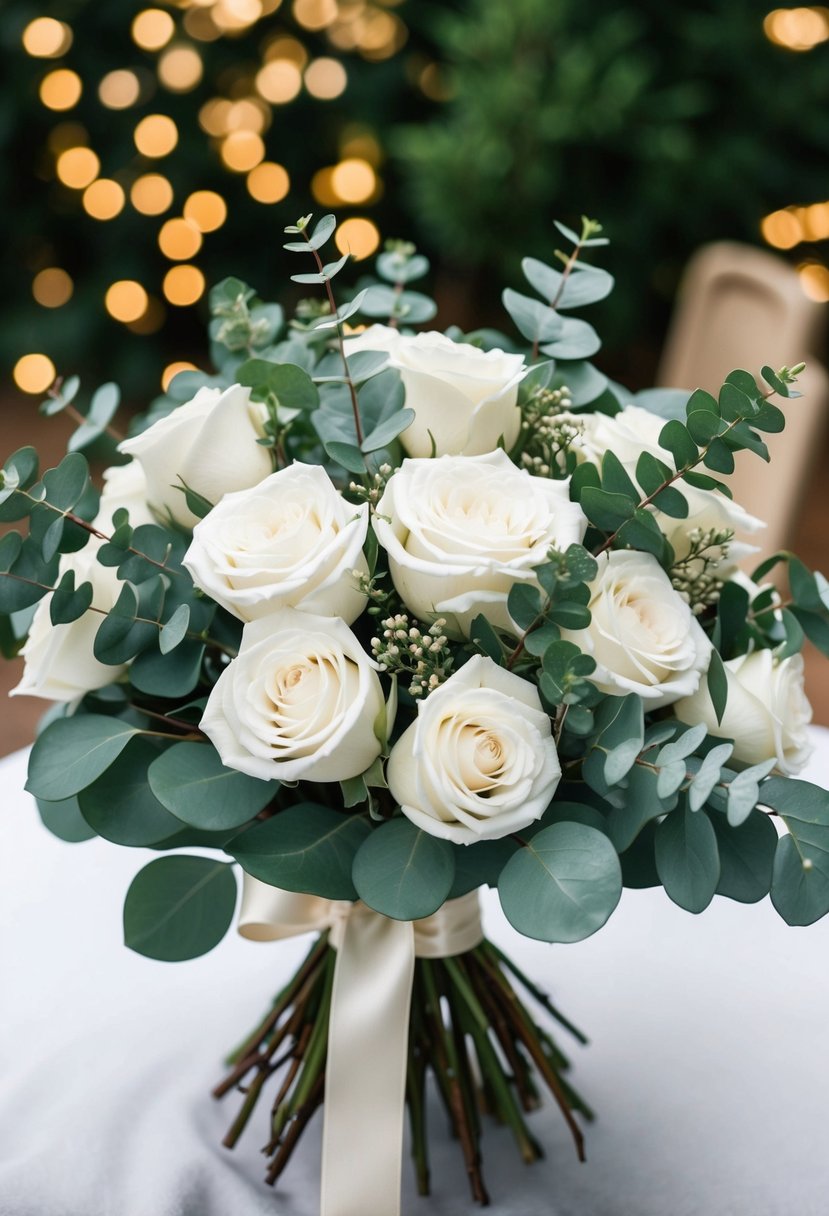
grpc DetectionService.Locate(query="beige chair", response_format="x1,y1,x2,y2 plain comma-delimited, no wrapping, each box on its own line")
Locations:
657,242,827,562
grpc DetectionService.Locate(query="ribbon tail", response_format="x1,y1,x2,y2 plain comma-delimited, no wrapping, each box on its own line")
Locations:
321,906,415,1216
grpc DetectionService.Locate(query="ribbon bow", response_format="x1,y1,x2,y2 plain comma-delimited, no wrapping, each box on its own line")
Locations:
239,877,484,1216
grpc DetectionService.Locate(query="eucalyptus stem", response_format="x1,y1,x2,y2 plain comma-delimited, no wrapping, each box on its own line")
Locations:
303,233,364,446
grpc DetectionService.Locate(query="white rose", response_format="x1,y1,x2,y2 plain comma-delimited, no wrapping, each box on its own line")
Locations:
373,449,587,637
563,549,712,708
119,383,272,529
11,546,128,702
200,608,384,783
94,460,156,531
387,655,561,844
345,328,526,458
183,463,369,624
675,649,813,775
578,405,764,576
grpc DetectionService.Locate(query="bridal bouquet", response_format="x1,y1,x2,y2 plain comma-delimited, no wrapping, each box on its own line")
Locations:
3,212,829,1214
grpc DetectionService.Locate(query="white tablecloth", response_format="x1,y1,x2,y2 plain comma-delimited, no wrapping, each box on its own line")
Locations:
2,735,829,1216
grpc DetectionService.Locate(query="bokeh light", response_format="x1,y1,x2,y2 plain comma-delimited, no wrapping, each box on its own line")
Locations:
162,360,199,391
264,35,308,66
798,261,829,301
212,0,264,32
158,218,203,259
13,353,56,394
132,9,175,52
82,179,126,221
256,60,302,103
39,70,83,112
220,130,265,171
763,7,829,50
130,173,174,215
134,114,179,158
247,161,290,203
158,45,204,92
184,190,227,232
293,0,338,31
98,70,142,109
56,147,101,189
32,268,74,309
105,280,149,323
330,158,376,203
335,216,380,260
163,264,206,305
22,18,72,58
304,58,347,99
127,297,166,335
761,208,803,249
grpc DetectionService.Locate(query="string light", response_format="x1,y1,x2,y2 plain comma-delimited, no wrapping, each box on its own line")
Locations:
158,217,203,259
134,114,178,157
56,147,100,189
247,161,290,203
162,361,199,391
763,7,829,50
99,70,141,109
132,9,175,52
163,264,206,305
39,69,83,112
798,261,829,301
130,173,174,215
22,18,72,58
220,130,265,171
83,179,126,220
304,58,347,99
335,217,380,260
184,190,227,231
32,268,74,308
158,45,204,92
13,353,56,394
292,0,338,31
105,280,149,323
330,157,376,203
761,202,829,248
255,60,302,103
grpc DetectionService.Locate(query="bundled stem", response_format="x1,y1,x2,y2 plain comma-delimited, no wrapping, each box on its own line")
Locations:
214,935,591,1205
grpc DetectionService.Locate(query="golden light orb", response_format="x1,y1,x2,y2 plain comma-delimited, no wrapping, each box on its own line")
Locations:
763,7,829,50
158,217,203,260
158,44,203,92
184,190,227,232
246,161,290,203
304,58,347,99
760,208,802,249
183,7,222,41
264,36,308,66
134,114,178,158
220,129,265,171
310,166,340,207
199,97,233,135
212,0,263,32
82,178,126,220
293,0,338,31
798,261,829,302
226,98,270,132
163,264,206,306
56,146,100,189
39,69,82,112
255,59,302,104
32,268,74,309
330,157,376,204
132,8,175,51
130,172,174,215
127,297,166,335
105,281,149,324
335,217,380,261
13,353,56,394
47,122,88,153
22,17,72,58
162,361,199,391
98,69,142,109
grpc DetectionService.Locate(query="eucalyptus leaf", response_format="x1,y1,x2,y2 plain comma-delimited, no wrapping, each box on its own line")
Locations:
148,741,276,831
352,817,455,920
123,856,237,961
26,715,142,800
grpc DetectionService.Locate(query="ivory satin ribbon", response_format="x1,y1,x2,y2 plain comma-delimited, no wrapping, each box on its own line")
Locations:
238,876,484,1216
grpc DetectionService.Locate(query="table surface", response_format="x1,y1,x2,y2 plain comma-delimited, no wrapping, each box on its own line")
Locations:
2,736,829,1216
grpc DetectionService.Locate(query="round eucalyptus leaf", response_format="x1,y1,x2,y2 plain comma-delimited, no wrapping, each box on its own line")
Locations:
78,738,184,846
148,741,275,831
26,714,141,800
123,856,237,962
352,818,455,921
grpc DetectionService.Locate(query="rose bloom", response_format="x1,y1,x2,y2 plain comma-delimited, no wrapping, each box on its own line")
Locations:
94,460,156,531
387,655,562,844
200,608,384,783
184,463,369,624
562,549,712,708
344,325,526,458
577,404,764,576
675,648,813,775
373,449,586,638
11,546,127,702
119,383,272,529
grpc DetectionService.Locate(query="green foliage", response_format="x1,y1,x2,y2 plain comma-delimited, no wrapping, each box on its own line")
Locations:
78,738,187,847
655,804,720,913
352,817,456,920
26,715,143,801
763,778,829,926
123,856,237,961
498,821,622,942
36,794,97,844
148,741,276,832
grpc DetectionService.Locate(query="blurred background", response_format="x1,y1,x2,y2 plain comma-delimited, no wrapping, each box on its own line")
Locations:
1,0,828,750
